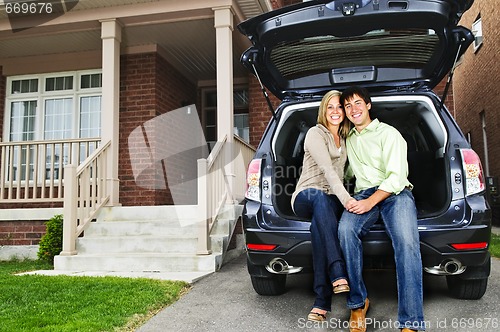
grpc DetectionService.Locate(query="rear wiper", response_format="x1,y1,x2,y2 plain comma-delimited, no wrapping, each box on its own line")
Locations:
251,62,278,123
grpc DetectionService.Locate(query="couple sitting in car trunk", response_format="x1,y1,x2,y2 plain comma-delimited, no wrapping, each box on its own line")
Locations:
291,86,426,332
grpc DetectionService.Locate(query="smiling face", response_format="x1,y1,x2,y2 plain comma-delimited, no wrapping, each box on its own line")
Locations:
343,93,372,131
325,95,344,129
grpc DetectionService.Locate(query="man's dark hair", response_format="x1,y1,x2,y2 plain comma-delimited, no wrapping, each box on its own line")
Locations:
340,86,371,107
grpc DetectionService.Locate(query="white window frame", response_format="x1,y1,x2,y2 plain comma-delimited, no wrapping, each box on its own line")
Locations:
3,70,102,142
472,16,483,52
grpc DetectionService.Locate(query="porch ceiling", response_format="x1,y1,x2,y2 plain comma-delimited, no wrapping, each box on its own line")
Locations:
0,0,273,83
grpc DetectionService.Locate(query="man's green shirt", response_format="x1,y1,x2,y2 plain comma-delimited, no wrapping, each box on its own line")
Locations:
346,119,411,195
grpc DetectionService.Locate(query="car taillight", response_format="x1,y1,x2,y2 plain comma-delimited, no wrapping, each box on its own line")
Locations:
460,149,485,196
245,159,262,201
246,243,278,251
451,242,488,250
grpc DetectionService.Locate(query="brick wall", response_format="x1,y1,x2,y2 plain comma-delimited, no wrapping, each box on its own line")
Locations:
119,52,198,206
433,79,454,115
453,0,500,180
0,220,46,246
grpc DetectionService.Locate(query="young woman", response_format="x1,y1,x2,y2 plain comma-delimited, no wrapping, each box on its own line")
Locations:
291,90,355,321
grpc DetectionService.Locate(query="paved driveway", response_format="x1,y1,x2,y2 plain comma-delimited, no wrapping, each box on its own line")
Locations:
137,254,500,332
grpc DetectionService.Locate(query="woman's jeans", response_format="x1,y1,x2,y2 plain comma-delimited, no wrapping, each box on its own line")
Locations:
293,188,347,312
338,187,426,330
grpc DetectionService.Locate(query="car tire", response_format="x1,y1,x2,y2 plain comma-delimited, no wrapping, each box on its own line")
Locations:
446,275,488,300
250,274,287,296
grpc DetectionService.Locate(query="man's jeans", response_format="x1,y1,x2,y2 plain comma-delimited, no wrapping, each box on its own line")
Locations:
338,187,426,330
293,188,347,312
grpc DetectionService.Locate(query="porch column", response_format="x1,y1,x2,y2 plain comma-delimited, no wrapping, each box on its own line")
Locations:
100,19,121,206
214,6,235,201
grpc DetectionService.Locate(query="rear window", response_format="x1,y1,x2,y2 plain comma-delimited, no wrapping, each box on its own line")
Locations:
270,28,439,80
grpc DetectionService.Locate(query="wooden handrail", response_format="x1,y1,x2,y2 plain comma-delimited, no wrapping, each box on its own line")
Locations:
196,134,256,254
60,140,111,256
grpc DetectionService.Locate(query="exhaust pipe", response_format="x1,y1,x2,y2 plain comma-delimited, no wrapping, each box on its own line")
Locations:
265,258,303,274
424,258,466,275
270,258,287,273
443,259,461,274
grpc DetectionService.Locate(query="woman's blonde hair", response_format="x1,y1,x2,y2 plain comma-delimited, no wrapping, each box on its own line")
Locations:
317,90,351,138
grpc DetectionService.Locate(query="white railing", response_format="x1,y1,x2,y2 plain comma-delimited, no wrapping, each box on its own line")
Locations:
196,134,256,254
60,140,111,255
0,138,100,203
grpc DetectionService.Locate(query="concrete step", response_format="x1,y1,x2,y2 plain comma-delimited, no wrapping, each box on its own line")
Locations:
84,220,192,237
76,234,228,254
54,204,243,276
54,253,221,273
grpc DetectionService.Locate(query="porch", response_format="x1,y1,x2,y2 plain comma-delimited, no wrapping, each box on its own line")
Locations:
1,134,255,281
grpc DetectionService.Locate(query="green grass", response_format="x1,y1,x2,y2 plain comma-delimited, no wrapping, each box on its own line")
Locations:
490,233,500,258
0,260,189,332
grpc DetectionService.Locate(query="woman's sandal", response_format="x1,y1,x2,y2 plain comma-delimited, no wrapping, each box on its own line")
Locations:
307,310,327,322
333,282,350,294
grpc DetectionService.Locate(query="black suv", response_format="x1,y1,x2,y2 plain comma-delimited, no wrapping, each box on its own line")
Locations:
238,0,491,299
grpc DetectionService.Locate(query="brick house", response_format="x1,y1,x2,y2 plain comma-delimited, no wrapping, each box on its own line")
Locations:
0,0,462,275
452,0,500,224
0,0,304,272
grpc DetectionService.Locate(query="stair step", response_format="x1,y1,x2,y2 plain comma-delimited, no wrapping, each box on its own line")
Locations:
54,253,221,273
54,204,243,275
84,220,194,237
76,235,227,254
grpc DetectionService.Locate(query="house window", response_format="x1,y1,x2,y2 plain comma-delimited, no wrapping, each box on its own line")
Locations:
202,87,249,149
5,71,102,142
472,16,483,52
4,71,102,181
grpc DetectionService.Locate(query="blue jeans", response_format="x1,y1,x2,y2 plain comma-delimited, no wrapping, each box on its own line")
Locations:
293,188,347,312
338,187,426,330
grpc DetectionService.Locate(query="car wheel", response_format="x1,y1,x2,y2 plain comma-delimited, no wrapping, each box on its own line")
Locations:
446,275,488,300
250,274,287,296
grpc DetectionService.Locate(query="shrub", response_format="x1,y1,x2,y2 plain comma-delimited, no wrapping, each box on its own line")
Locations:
37,214,63,264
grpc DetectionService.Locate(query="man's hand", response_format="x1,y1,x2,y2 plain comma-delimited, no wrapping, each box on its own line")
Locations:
345,189,392,214
346,198,375,214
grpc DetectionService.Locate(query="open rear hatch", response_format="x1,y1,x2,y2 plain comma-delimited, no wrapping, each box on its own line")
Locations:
238,0,474,99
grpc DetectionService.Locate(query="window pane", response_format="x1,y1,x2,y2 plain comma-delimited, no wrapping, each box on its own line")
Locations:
80,96,101,138
206,110,216,126
11,79,38,94
91,74,102,88
234,113,249,143
472,17,483,50
10,101,37,141
44,98,73,140
45,76,73,92
81,74,102,89
206,92,217,107
234,90,249,109
81,75,90,89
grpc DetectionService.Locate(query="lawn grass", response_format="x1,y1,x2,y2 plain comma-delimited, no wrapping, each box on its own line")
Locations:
490,233,500,259
0,260,189,332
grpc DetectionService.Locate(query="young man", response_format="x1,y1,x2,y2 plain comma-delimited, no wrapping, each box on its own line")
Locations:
338,86,425,332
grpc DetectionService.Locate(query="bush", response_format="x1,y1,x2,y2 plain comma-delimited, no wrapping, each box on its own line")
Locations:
37,214,63,264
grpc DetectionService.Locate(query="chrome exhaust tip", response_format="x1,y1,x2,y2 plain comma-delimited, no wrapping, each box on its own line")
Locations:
424,258,466,275
265,258,303,274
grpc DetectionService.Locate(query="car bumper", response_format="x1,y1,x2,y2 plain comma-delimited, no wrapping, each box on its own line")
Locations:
244,224,491,276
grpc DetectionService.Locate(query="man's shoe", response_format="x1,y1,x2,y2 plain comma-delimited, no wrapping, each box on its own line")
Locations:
401,329,417,332
349,298,370,332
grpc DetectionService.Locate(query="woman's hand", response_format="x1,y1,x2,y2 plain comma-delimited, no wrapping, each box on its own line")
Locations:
346,199,374,214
